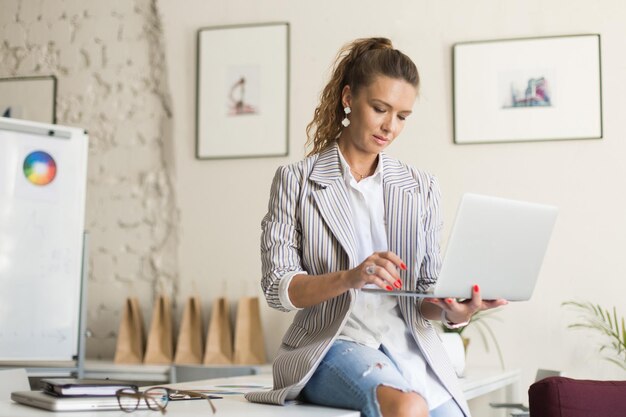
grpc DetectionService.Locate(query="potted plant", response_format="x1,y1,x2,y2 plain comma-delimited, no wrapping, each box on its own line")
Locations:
562,300,626,370
440,309,505,370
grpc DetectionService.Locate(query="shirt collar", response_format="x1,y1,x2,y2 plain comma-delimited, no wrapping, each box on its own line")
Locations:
336,146,384,185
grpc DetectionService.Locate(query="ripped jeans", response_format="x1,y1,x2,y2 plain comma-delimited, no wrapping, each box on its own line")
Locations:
301,339,464,417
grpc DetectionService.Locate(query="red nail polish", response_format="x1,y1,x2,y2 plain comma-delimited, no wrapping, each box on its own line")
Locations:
386,285,393,291
473,284,480,292
446,298,453,304
400,262,407,271
394,279,402,288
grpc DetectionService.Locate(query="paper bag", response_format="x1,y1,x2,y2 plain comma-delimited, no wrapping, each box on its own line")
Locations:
203,297,233,364
233,297,266,365
143,295,174,364
114,297,145,364
174,296,204,364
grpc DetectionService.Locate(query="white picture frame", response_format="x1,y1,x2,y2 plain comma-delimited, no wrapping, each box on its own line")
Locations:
196,22,289,159
453,34,602,144
0,76,57,124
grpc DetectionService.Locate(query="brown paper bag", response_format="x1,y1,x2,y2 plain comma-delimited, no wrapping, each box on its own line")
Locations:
114,297,145,364
174,297,204,364
143,295,174,364
233,297,266,365
203,297,233,364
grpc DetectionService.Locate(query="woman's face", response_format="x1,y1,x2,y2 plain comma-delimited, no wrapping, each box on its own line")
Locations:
341,75,417,155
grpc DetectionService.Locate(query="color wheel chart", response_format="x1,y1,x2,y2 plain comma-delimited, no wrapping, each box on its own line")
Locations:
23,150,57,186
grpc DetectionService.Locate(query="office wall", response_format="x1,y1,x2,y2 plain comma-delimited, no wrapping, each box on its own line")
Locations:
0,0,179,358
158,0,626,395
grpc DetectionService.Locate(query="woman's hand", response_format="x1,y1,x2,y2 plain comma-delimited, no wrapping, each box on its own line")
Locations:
342,251,406,291
424,284,508,324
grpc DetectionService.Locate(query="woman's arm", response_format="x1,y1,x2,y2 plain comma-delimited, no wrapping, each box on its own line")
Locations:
260,166,306,312
287,272,351,309
288,251,406,309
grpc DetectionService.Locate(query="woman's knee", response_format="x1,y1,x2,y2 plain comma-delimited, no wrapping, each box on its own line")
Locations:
376,385,428,417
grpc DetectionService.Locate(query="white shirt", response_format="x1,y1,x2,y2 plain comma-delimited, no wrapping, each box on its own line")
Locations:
278,149,451,409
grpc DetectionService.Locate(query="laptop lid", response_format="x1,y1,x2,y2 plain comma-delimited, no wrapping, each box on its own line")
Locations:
11,390,149,411
363,193,558,301
432,193,558,300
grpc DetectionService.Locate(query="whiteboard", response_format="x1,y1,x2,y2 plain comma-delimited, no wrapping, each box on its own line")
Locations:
0,117,88,361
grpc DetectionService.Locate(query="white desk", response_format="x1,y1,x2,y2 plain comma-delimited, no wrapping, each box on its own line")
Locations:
0,369,520,417
460,368,521,402
0,395,359,417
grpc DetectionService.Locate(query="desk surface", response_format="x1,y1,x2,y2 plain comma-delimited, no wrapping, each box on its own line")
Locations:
0,395,359,417
0,369,520,417
460,368,521,400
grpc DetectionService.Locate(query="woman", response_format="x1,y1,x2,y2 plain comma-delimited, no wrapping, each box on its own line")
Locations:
245,37,506,417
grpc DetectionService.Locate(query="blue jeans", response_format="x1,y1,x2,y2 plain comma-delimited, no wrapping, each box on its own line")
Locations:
430,399,466,417
301,340,465,417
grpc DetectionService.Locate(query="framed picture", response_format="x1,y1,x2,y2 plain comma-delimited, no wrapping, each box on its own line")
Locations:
196,22,289,159
453,34,602,144
0,76,57,124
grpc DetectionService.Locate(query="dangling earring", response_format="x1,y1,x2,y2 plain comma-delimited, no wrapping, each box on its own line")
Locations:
341,106,351,127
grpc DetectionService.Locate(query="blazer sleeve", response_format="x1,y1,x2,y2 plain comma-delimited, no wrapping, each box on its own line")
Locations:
260,165,304,312
418,174,444,287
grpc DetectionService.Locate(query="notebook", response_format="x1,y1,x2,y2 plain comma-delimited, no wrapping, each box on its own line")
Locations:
11,390,149,411
363,193,558,300
41,378,137,396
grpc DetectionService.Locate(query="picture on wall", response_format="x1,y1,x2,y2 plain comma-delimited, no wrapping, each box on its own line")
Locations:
453,34,602,144
196,22,289,159
0,76,57,124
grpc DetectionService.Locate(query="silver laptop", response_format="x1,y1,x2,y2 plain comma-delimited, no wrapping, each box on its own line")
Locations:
11,390,149,411
363,193,558,300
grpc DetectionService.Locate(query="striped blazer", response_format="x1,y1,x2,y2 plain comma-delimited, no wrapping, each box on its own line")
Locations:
245,143,470,416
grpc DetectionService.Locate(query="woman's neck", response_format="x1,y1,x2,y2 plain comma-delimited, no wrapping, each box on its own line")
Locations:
337,140,378,180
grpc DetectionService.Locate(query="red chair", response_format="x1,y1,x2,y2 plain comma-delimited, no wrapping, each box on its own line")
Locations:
528,376,626,417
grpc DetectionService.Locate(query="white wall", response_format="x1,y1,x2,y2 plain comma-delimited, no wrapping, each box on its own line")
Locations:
159,0,626,396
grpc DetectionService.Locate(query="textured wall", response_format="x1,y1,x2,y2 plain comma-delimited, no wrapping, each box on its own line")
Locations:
0,0,178,358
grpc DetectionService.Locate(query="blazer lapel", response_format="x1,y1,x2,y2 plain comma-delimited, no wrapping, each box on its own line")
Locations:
382,153,421,291
309,144,359,267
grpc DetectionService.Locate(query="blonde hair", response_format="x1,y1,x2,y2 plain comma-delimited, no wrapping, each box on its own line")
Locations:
305,37,419,156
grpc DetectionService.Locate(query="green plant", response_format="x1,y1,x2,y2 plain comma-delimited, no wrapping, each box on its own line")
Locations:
441,309,505,369
562,300,626,370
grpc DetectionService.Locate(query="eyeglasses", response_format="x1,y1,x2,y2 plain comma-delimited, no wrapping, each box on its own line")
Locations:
116,386,217,414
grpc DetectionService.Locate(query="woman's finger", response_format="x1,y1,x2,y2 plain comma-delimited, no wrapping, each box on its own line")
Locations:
467,284,483,311
376,251,407,272
363,264,397,290
439,298,457,312
366,253,404,288
426,297,456,310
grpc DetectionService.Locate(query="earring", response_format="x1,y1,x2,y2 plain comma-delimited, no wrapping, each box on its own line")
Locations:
341,106,351,127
